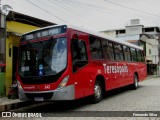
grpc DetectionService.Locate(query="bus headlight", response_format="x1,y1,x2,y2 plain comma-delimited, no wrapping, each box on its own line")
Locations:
17,81,23,91
58,75,69,89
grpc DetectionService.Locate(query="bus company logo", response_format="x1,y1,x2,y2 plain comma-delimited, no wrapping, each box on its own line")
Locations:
2,112,11,117
24,86,35,90
103,63,128,74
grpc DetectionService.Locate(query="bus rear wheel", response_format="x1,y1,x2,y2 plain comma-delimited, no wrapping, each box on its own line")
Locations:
132,74,138,90
92,81,102,103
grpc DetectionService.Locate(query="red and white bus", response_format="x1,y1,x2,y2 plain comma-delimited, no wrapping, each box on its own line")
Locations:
17,25,147,103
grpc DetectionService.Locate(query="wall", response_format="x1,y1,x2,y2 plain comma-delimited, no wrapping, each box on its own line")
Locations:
7,21,39,34
125,25,143,36
5,36,13,95
100,31,116,37
146,43,153,62
146,39,159,64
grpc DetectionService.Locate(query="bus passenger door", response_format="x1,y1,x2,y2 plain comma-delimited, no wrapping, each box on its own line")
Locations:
71,38,92,99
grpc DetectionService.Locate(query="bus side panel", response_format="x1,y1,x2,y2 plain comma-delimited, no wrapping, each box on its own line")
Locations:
125,62,137,85
102,61,117,90
126,62,146,85
115,61,128,88
137,63,147,81
90,60,117,91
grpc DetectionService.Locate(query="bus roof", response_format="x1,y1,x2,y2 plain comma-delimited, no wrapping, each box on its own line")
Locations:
22,24,143,50
67,24,143,50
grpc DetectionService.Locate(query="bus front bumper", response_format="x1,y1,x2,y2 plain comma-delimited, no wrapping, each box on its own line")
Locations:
18,84,75,101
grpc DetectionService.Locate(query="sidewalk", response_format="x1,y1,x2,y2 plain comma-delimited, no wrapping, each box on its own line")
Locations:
146,75,160,80
0,97,21,111
0,97,38,111
0,75,159,111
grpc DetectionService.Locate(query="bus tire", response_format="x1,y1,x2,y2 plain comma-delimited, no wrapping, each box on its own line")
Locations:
132,74,138,90
92,81,102,103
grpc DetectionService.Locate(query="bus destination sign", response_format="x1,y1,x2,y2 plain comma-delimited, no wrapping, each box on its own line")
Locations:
24,26,67,41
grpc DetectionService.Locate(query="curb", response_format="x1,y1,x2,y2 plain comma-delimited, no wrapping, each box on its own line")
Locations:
0,100,39,111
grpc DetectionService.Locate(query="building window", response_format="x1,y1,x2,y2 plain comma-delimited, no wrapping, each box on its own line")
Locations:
145,28,154,32
119,30,125,34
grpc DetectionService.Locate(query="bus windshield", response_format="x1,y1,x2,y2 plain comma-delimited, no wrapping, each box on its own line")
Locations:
18,37,67,77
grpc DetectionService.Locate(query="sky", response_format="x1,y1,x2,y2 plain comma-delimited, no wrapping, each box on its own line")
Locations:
1,0,160,31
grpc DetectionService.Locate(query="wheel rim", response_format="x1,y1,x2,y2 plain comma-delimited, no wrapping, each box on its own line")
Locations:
94,84,101,99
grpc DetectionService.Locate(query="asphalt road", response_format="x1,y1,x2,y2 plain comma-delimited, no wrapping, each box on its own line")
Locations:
15,77,160,117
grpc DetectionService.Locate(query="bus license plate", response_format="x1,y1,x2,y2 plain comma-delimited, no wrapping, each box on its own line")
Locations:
34,97,44,101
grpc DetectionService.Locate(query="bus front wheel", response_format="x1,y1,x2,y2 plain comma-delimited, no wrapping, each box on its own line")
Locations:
92,81,102,103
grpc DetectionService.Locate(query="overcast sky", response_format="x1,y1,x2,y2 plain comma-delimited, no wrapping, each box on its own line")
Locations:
1,0,160,31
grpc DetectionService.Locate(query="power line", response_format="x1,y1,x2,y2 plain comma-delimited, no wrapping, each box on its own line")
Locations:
62,0,109,10
61,0,91,17
104,0,160,18
35,0,74,18
51,0,101,27
62,0,113,14
25,0,67,23
49,0,91,26
60,0,108,28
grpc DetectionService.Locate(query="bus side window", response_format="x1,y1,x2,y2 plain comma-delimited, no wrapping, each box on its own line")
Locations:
130,48,137,62
141,50,145,62
102,39,109,59
123,46,131,61
137,49,142,62
108,42,114,60
89,36,102,60
114,43,124,61
71,38,88,72
102,40,114,60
